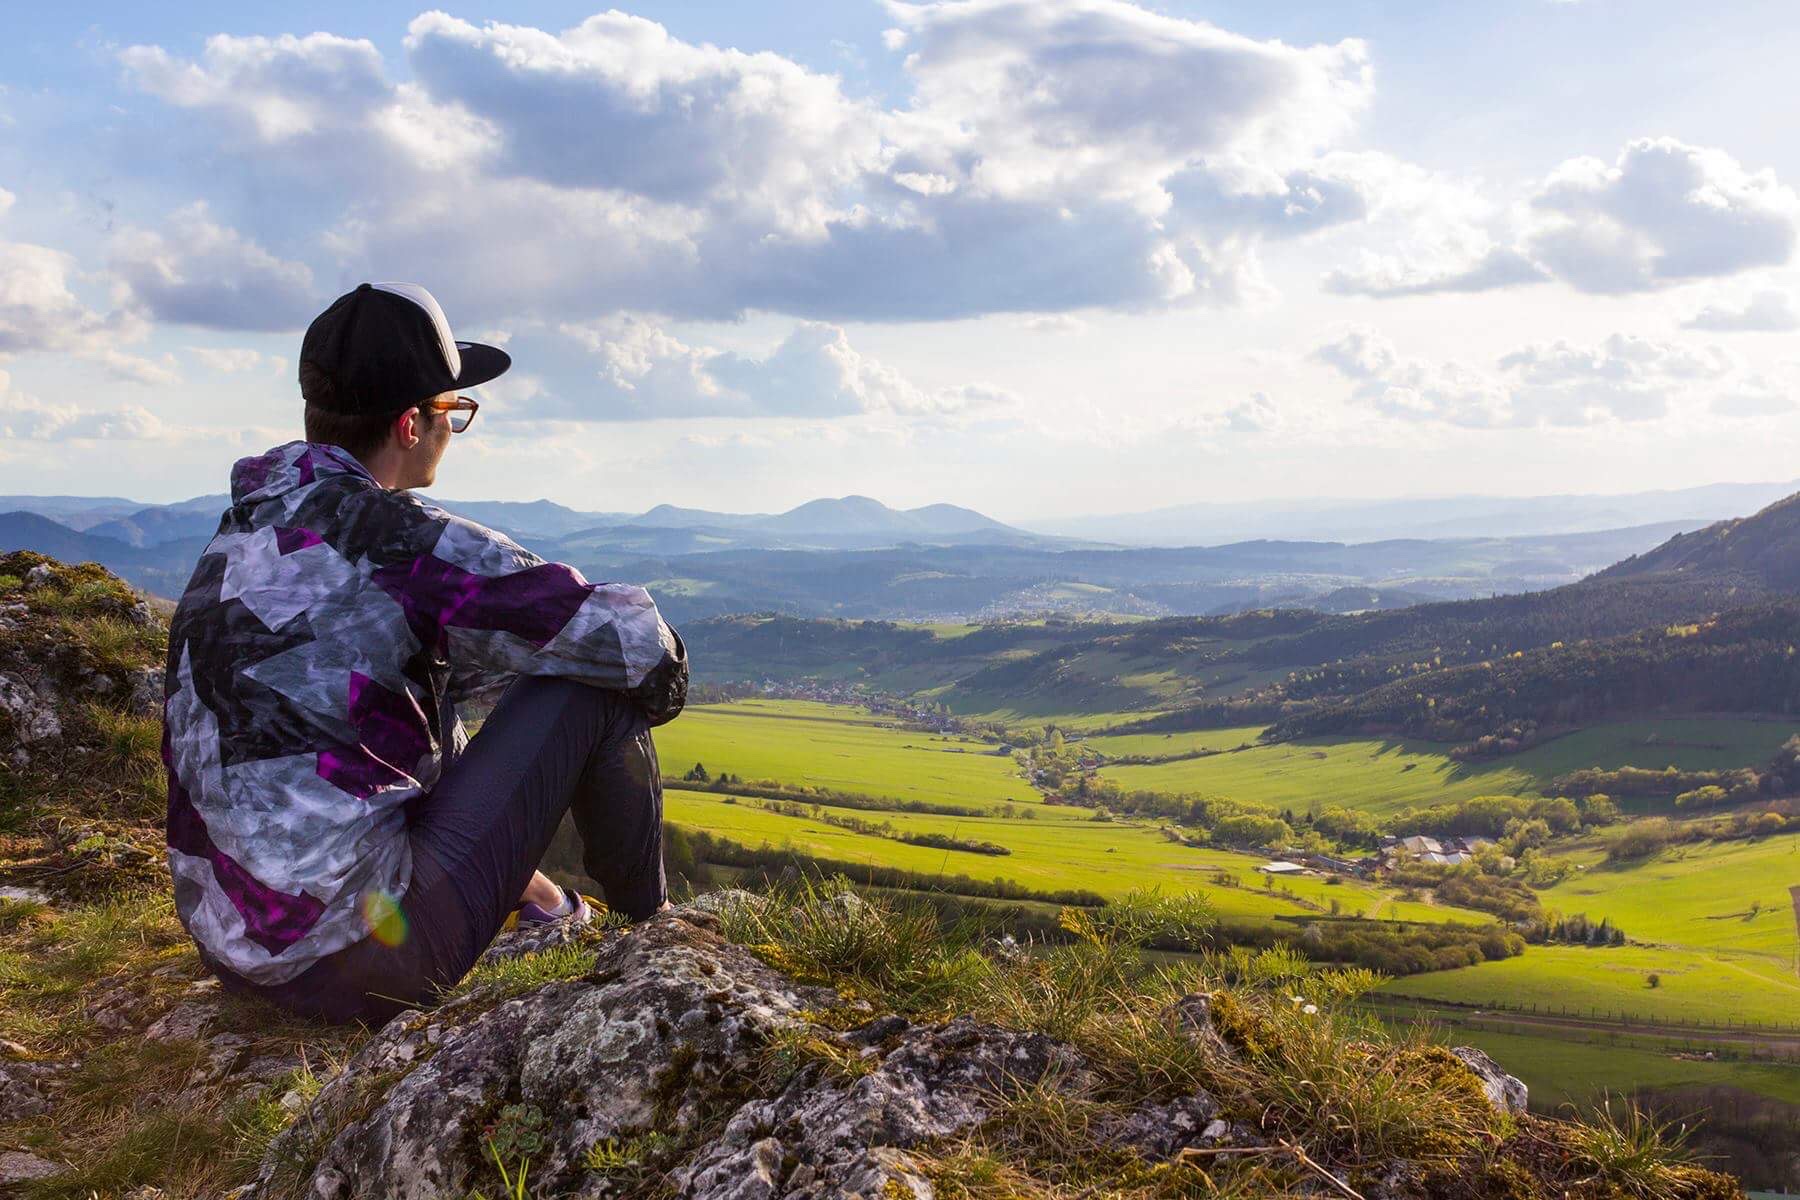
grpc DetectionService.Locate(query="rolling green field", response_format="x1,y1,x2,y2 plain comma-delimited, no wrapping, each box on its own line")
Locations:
653,700,1800,1046
1539,835,1800,957
1099,736,1541,815
1079,725,1268,757
1098,718,1799,816
654,699,1035,809
663,787,1495,927
1378,943,1800,1026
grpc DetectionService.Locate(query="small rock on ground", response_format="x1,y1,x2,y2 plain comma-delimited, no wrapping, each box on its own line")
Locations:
1450,1046,1528,1116
0,1150,61,1184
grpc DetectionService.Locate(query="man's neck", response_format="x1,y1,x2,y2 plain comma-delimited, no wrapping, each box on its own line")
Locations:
355,446,406,490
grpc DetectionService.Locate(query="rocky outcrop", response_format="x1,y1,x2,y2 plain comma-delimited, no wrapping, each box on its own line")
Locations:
245,907,1529,1200
0,553,165,772
1451,1045,1529,1117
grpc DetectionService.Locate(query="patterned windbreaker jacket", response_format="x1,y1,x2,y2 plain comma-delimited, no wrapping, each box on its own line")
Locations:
162,440,687,986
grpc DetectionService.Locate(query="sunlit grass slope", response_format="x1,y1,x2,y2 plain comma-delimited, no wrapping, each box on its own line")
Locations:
1080,724,1268,757
1539,835,1800,957
664,788,1495,927
654,699,1034,809
1099,718,1798,816
1379,943,1800,1026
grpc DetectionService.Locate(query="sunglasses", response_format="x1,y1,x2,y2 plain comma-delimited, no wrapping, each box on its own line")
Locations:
423,395,480,433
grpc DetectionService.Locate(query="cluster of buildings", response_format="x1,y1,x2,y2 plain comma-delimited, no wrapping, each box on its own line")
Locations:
1255,834,1496,880
1257,852,1374,879
1378,834,1494,867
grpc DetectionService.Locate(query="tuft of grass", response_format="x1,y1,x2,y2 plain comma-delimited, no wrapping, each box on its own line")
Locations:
64,614,166,675
20,1108,240,1200
1558,1093,1711,1199
584,1130,682,1191
756,1024,879,1092
716,874,995,1016
0,891,189,1036
86,703,162,767
443,935,603,1004
227,1060,328,1175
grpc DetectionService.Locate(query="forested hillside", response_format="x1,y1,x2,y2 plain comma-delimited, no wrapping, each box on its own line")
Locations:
1271,602,1800,743
690,492,1800,747
1598,491,1800,590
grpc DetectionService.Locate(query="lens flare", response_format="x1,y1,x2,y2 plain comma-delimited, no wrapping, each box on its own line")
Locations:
362,888,407,947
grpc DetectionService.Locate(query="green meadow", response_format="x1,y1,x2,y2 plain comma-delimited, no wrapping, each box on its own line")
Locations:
1079,724,1268,757
1099,736,1541,815
663,786,1494,927
653,699,1035,809
1378,943,1800,1026
1538,834,1800,957
1097,718,1799,816
655,700,1799,1045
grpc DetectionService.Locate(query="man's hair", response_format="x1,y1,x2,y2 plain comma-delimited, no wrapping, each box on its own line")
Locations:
300,360,434,459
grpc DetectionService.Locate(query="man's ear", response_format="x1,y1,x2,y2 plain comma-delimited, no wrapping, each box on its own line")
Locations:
393,407,421,450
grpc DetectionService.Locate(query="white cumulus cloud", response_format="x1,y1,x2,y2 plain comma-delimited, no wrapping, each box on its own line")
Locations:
1315,326,1741,428
115,2,1380,325
189,346,281,373
547,317,1018,424
110,203,318,332
1326,137,1799,298
1682,288,1799,332
0,369,168,441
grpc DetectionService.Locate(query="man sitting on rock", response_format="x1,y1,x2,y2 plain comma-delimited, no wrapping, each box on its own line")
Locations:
161,282,685,1024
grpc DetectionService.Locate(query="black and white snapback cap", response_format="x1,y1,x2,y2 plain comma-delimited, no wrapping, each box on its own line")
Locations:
299,282,511,416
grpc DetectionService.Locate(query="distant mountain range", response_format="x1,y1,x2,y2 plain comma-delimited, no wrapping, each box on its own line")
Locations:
686,489,1800,729
0,493,1055,554
8,478,1791,552
3,480,1791,623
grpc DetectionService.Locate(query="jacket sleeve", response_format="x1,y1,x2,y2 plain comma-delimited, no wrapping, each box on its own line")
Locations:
371,501,688,725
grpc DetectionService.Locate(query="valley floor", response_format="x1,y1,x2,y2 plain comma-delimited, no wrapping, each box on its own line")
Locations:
636,697,1800,1127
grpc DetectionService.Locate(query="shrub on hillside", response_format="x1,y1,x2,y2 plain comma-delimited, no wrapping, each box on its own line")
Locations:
1213,812,1292,848
1606,818,1676,862
1431,869,1542,923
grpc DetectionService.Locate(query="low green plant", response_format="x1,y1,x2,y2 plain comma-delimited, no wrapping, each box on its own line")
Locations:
584,1130,681,1188
480,1103,547,1200
715,874,993,1015
756,1024,879,1090
444,937,602,1004
67,614,165,674
1561,1094,1706,1198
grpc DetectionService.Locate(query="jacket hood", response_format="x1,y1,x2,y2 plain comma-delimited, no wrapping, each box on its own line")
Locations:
230,441,378,506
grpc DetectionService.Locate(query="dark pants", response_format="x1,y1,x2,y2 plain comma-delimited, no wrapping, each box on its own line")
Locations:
205,676,666,1025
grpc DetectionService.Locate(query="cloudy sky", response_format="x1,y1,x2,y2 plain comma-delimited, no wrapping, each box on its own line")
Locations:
2,0,1797,520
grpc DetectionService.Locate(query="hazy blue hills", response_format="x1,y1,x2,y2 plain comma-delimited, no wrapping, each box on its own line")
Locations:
0,483,1777,623
0,495,145,530
610,496,1033,545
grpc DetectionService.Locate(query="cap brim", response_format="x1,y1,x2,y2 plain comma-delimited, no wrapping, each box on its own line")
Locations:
453,341,511,390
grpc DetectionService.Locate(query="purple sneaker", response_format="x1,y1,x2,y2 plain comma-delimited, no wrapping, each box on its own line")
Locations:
502,886,597,931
